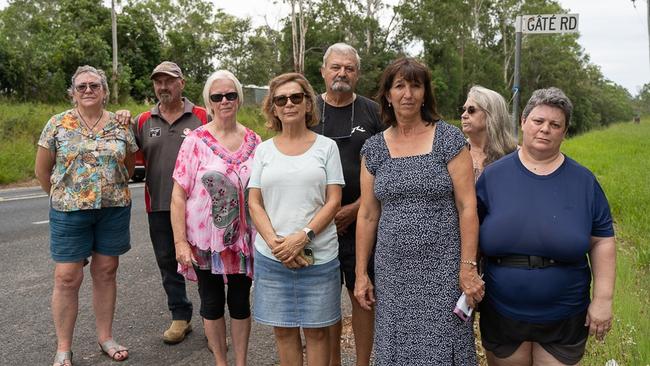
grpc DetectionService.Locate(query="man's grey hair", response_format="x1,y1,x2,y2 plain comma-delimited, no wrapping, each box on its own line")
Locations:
322,43,361,70
67,65,110,106
521,87,573,129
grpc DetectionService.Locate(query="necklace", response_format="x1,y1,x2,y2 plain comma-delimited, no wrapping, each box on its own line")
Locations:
321,94,354,139
77,109,104,135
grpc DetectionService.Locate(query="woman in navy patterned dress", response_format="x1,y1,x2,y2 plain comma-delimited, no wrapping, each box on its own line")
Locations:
354,58,484,365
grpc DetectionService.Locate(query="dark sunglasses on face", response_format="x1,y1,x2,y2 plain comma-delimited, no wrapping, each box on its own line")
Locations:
272,92,306,107
75,83,102,93
460,105,480,115
210,92,238,102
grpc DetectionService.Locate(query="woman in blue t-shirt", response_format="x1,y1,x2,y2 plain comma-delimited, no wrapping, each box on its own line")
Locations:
476,87,616,366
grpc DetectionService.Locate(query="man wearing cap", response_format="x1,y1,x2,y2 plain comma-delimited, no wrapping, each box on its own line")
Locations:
132,61,208,344
312,43,383,366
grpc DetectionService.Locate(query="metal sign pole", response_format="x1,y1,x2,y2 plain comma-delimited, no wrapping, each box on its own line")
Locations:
512,16,522,140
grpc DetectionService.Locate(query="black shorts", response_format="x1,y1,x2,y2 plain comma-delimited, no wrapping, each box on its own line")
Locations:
194,269,252,320
479,300,588,365
338,229,375,291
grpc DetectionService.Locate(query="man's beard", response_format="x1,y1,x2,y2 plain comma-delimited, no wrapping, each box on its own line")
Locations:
331,79,352,93
158,92,172,103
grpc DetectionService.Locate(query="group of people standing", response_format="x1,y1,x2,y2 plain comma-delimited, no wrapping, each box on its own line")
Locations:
37,42,616,366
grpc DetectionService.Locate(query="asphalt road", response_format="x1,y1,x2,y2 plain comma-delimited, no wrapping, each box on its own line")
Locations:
0,184,355,365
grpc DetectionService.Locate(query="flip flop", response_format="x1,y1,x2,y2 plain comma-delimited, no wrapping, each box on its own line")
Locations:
99,339,129,362
53,350,72,366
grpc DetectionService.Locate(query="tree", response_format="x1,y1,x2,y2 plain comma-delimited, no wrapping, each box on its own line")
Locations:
288,0,312,74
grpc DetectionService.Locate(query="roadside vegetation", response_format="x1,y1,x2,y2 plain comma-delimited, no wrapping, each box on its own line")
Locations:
1,101,647,363
0,101,269,184
562,121,650,365
0,0,642,134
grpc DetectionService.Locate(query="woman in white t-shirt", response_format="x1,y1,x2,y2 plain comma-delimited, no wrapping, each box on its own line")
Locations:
248,72,345,366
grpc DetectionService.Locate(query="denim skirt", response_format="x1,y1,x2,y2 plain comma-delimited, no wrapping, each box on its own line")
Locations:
253,249,341,328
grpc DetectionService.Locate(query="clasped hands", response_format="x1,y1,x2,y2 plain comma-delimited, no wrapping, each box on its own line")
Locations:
270,232,310,269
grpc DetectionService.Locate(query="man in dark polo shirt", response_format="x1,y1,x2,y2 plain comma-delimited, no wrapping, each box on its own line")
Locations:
311,43,383,366
132,61,208,344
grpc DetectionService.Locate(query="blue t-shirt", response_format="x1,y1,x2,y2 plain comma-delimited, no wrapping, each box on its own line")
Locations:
476,151,614,322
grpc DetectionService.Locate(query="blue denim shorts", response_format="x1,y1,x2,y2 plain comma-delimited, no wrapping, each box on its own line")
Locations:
253,249,341,328
49,205,131,262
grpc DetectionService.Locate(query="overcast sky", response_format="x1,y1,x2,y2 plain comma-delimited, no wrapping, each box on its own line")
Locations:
1,0,648,95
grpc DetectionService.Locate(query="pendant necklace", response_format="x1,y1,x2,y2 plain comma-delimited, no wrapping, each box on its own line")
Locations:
77,109,104,136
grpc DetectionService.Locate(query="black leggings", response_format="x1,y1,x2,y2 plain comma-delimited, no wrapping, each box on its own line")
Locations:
194,269,252,320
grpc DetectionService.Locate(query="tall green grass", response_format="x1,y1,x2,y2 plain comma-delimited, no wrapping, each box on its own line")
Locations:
562,121,650,365
0,101,270,184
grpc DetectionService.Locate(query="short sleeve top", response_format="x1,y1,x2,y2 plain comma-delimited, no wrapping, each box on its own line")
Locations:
248,134,345,264
38,109,138,211
172,125,261,277
476,151,614,321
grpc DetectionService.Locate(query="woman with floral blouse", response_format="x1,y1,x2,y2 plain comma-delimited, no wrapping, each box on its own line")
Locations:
35,65,137,366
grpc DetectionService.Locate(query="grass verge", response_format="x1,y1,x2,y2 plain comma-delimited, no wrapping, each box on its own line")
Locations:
562,120,650,365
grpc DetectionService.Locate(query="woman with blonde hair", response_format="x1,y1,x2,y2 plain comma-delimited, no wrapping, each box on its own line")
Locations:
248,72,344,366
171,70,261,366
461,85,518,179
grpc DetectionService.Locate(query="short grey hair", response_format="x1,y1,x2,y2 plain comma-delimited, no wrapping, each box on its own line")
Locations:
67,65,110,106
322,43,361,70
202,70,244,119
521,87,573,129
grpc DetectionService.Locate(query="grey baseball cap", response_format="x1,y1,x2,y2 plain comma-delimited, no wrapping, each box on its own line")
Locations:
150,61,183,79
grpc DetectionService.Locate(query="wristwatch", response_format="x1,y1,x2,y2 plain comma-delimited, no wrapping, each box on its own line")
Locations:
302,227,315,242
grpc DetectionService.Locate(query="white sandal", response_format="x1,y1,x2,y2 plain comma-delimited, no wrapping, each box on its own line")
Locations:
53,350,72,366
99,339,129,362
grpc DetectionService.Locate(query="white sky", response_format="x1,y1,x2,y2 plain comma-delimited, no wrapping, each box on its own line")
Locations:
1,0,648,95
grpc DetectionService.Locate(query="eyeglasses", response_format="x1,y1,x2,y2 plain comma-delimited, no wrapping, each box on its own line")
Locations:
75,83,102,93
210,92,238,102
460,105,481,115
272,92,306,107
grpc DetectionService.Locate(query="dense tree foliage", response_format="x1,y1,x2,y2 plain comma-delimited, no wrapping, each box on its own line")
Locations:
0,0,639,134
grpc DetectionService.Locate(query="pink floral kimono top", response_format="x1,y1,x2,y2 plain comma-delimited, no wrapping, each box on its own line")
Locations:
172,126,261,281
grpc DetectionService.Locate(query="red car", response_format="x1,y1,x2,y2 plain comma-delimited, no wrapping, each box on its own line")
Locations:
131,150,146,182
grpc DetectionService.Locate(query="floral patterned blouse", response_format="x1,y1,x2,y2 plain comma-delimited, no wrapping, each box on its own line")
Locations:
38,109,139,212
172,125,261,280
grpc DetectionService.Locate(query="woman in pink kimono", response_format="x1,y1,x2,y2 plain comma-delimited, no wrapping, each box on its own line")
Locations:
170,70,261,366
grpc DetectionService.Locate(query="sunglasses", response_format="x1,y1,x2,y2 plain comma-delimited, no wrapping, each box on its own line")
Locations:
460,105,481,115
210,92,238,102
75,83,102,93
272,92,306,107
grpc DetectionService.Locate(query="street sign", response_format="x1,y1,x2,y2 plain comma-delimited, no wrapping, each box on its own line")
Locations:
510,13,580,138
517,14,579,34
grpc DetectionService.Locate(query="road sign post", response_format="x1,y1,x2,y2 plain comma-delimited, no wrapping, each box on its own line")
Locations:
512,14,579,138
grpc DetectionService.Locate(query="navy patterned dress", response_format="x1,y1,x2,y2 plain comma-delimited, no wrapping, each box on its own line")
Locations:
360,121,477,365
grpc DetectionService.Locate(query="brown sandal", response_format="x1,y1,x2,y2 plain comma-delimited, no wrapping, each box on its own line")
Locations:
99,339,129,362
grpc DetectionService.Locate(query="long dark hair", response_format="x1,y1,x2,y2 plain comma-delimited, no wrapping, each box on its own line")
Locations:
375,57,441,127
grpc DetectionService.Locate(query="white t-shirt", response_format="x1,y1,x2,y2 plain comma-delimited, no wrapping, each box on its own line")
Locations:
248,134,345,264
